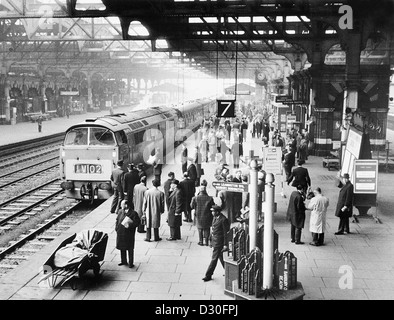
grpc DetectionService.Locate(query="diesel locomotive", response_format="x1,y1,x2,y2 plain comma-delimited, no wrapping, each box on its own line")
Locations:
59,99,216,201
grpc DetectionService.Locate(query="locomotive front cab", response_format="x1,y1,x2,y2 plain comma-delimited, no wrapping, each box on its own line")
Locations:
60,125,119,201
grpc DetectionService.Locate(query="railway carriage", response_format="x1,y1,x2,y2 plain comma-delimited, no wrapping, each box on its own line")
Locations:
60,99,216,201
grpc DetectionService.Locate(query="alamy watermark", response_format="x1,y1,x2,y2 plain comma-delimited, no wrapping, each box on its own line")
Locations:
338,265,353,289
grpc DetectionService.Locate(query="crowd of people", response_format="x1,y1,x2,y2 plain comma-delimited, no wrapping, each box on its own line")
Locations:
109,113,355,280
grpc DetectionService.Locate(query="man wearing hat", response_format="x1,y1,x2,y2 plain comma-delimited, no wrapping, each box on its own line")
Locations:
167,179,183,240
179,172,195,222
191,184,215,246
334,173,354,235
202,205,230,282
110,160,125,214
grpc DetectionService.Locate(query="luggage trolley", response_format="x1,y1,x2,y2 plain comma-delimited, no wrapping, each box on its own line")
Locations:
37,229,108,289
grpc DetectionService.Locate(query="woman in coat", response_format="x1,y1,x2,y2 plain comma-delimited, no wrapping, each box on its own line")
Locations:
166,180,183,240
115,200,140,268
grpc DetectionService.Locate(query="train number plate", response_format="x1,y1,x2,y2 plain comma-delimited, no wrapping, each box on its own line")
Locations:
74,164,102,174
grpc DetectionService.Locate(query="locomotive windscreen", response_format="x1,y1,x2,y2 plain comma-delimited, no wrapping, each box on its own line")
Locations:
64,127,116,146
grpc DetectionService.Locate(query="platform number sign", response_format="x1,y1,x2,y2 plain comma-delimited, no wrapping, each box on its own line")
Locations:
217,100,235,118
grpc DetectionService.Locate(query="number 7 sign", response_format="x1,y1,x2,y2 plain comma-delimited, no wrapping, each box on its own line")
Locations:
217,100,235,118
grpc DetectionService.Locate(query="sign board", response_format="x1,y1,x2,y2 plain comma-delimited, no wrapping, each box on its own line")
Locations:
275,95,292,103
262,147,283,175
212,181,248,193
353,160,378,194
282,100,304,105
287,115,296,123
332,141,341,150
287,114,297,129
60,91,79,96
217,100,236,118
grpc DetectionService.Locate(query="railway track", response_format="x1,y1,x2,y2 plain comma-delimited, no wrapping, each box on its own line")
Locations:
0,179,64,230
0,145,60,171
0,200,85,276
0,159,59,190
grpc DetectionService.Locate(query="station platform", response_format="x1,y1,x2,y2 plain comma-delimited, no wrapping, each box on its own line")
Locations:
2,120,394,301
0,104,139,147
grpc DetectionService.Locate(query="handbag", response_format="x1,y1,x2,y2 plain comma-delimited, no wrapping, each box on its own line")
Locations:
201,168,205,175
121,215,133,228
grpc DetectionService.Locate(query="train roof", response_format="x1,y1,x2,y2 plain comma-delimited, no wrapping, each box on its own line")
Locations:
66,106,179,132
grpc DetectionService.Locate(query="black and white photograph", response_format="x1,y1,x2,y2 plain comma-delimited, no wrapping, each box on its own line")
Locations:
0,0,394,307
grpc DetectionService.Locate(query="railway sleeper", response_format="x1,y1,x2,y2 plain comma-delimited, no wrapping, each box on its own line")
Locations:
0,264,17,269
25,211,38,216
5,221,20,225
37,235,57,240
28,241,47,246
18,248,40,253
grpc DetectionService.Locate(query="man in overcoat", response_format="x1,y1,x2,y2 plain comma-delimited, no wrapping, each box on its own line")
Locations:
191,185,214,246
181,140,188,174
115,200,140,268
163,172,175,212
143,179,165,242
202,205,230,282
133,176,148,233
286,185,306,244
123,163,140,208
110,160,125,214
179,172,196,223
334,173,354,235
152,147,163,186
283,146,296,181
167,180,183,240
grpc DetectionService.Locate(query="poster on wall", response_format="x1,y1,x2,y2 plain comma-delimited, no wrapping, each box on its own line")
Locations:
341,128,363,177
346,128,363,157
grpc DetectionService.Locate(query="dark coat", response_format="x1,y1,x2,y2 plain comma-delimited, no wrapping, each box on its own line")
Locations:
163,178,174,209
335,181,354,218
190,191,214,229
287,166,311,189
210,213,230,248
179,178,196,202
167,188,183,227
115,209,140,250
286,190,306,229
138,170,147,182
111,167,125,192
123,169,140,204
187,163,198,182
283,151,296,170
218,190,237,223
153,162,162,176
